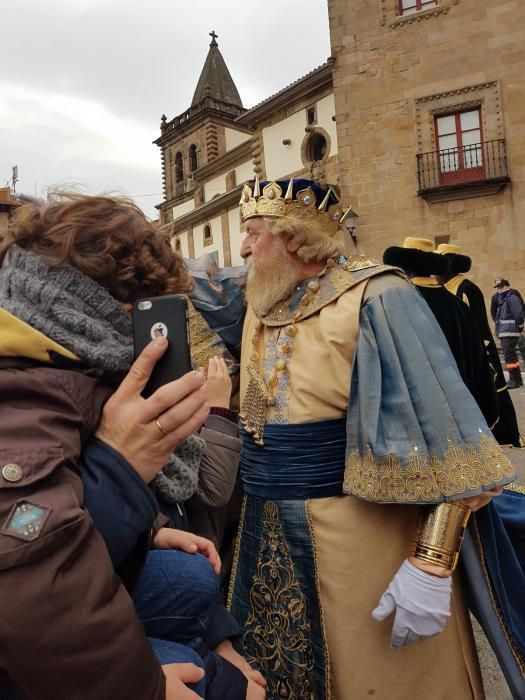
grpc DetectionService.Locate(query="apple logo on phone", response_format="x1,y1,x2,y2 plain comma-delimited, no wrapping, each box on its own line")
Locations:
151,322,168,340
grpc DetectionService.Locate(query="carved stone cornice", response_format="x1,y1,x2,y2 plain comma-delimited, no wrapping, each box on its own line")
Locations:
154,108,251,148
415,81,498,105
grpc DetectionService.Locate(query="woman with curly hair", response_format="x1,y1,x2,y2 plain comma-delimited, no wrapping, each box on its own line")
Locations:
0,194,263,700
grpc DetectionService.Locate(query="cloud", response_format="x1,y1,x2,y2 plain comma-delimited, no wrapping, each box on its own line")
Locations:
0,0,331,217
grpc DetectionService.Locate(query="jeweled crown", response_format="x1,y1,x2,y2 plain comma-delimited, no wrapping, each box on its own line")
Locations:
239,177,354,236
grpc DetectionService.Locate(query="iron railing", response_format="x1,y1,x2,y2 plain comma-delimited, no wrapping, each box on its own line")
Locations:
417,138,509,192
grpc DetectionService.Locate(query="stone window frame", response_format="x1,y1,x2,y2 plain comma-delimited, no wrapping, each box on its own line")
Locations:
414,81,503,157
414,81,509,201
381,0,460,28
175,151,184,183
306,105,318,127
189,144,198,173
301,127,331,168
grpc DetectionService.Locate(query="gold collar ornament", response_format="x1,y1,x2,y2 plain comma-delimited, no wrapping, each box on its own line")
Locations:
239,259,393,445
239,177,355,236
239,271,325,445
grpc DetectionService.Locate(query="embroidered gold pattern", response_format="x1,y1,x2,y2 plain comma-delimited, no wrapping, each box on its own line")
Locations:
262,262,390,327
242,501,316,699
187,298,225,368
240,262,395,444
505,482,525,496
240,275,323,444
343,434,515,503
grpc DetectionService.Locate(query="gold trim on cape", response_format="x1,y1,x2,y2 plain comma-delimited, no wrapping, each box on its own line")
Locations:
259,261,397,327
343,434,515,503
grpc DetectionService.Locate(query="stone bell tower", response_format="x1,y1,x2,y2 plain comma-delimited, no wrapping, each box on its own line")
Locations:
155,32,246,226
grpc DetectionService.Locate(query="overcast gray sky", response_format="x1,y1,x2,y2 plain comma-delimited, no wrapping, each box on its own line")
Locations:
1,0,331,218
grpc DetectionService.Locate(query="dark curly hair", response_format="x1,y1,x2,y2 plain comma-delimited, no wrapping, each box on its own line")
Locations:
0,193,192,303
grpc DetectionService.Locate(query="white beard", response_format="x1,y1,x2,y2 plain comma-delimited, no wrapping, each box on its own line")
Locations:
245,241,298,316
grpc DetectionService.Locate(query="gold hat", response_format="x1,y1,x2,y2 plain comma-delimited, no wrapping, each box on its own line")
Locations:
436,243,462,255
239,177,353,236
401,237,436,252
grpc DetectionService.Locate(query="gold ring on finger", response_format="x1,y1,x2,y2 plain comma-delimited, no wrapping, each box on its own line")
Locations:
155,417,168,436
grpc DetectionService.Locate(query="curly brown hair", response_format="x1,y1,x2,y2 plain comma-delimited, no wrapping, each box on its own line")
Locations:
0,193,192,303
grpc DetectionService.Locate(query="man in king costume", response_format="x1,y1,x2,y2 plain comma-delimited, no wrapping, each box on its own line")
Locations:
226,179,525,699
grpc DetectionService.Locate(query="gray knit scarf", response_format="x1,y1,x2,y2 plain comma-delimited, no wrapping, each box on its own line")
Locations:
0,245,203,503
0,245,133,372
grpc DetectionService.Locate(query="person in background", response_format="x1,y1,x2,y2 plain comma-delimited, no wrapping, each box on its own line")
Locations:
491,278,525,389
383,237,499,432
436,244,522,447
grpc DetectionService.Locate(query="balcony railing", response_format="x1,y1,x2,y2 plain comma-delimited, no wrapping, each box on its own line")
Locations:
417,139,510,200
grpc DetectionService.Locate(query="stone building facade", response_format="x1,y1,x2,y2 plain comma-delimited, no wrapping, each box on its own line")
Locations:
328,0,525,296
155,34,339,266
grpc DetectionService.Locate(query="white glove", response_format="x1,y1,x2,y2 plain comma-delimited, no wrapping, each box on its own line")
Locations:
371,559,452,649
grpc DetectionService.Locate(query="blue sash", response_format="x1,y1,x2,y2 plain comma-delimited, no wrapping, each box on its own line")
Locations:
240,418,346,500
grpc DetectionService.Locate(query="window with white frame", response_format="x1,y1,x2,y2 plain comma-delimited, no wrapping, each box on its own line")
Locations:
435,109,484,184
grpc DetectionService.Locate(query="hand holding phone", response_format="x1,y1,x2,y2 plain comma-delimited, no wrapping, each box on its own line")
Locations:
95,338,208,483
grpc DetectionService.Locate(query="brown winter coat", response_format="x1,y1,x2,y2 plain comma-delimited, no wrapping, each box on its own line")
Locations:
0,322,165,699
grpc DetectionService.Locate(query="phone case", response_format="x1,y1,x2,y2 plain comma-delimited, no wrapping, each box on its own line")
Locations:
132,294,192,398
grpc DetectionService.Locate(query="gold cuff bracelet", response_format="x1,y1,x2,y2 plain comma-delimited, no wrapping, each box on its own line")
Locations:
413,502,472,572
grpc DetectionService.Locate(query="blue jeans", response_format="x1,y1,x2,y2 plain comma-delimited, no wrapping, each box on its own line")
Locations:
134,549,220,643
135,549,244,699
149,638,206,697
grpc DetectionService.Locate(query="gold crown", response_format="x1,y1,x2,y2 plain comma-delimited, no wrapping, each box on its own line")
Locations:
239,177,354,236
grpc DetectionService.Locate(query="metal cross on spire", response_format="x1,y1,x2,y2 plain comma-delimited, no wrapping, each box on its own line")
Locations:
209,30,218,46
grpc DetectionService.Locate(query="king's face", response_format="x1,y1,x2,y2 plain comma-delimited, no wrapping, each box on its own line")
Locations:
240,217,277,271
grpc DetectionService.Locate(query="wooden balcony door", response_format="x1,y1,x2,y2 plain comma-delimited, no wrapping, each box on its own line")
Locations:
436,109,485,185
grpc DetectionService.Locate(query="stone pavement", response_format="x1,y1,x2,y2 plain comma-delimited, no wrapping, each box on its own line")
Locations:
475,378,525,700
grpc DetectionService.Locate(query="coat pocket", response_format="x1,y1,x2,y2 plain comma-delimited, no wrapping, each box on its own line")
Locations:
0,448,86,571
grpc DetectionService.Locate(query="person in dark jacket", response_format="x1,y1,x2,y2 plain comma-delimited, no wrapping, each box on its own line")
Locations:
436,244,523,447
0,194,264,700
383,238,499,430
491,278,525,389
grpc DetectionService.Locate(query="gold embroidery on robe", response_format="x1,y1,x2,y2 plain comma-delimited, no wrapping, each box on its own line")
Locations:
242,501,316,699
344,433,515,503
